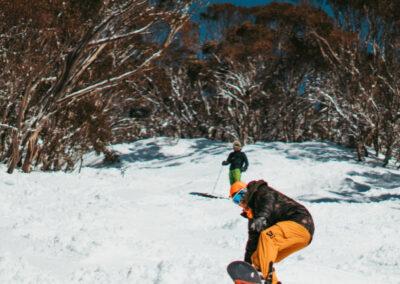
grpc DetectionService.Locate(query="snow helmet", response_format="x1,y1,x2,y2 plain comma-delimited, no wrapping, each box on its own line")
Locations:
233,141,242,149
230,180,247,198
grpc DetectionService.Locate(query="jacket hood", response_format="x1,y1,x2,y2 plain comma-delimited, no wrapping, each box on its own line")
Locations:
243,180,268,205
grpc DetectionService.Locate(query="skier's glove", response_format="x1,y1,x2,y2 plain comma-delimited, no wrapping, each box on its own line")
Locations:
241,167,247,172
222,161,229,165
250,217,267,233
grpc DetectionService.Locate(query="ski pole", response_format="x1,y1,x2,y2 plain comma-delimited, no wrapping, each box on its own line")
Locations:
211,165,224,194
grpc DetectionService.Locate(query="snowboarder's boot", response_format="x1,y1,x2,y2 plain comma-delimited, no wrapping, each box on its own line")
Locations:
263,262,281,284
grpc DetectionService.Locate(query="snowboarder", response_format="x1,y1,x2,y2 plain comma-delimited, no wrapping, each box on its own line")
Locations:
222,141,249,185
230,180,315,284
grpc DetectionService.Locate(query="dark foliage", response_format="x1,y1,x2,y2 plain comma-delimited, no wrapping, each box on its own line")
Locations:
1,0,400,173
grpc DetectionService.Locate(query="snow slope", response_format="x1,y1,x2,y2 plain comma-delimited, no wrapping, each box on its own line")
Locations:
1,137,399,283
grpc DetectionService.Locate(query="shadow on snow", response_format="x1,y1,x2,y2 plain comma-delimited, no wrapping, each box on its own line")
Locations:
85,138,228,169
85,138,400,203
304,170,400,204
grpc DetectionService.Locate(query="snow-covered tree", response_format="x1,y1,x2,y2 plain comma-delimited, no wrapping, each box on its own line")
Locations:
0,0,198,173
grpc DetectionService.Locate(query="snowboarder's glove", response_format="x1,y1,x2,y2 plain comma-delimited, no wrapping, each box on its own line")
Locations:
222,161,229,165
241,167,247,172
250,217,267,233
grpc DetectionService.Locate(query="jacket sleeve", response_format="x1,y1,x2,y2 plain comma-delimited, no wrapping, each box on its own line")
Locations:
242,153,249,169
244,220,260,263
226,152,234,164
244,183,275,263
253,184,275,226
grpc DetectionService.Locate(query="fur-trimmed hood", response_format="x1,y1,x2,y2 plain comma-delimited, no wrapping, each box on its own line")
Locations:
243,179,267,205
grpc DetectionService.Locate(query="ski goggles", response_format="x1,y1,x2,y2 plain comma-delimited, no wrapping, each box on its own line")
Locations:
232,188,246,205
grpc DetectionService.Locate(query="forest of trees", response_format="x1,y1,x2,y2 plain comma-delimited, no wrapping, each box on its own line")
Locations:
1,0,400,173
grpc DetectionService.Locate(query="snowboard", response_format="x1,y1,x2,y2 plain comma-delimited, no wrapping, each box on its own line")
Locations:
227,260,263,284
189,192,228,199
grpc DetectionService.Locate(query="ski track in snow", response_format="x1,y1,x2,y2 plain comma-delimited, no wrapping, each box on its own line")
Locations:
1,137,400,283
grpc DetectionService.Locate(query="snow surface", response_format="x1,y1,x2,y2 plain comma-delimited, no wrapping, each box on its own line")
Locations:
1,137,400,284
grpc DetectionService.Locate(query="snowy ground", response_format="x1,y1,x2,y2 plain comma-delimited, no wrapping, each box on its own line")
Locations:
1,137,400,284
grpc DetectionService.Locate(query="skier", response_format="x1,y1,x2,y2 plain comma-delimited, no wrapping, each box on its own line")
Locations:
222,141,249,185
230,180,315,284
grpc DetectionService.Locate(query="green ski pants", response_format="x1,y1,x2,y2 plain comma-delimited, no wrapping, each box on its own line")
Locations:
229,169,242,185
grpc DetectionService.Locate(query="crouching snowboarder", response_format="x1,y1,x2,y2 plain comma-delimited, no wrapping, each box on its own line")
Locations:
230,180,315,284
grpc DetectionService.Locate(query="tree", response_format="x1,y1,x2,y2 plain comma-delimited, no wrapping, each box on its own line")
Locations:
311,0,400,164
0,0,198,173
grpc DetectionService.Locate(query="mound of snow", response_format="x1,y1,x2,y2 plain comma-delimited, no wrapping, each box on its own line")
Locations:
1,137,399,283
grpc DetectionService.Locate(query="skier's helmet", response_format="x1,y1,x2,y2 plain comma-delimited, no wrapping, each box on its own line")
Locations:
233,141,242,149
230,181,247,198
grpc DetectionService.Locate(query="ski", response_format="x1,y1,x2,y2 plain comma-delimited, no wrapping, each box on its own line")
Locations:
189,192,228,199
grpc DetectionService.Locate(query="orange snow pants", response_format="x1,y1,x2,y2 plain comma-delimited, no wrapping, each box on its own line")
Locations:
251,221,311,284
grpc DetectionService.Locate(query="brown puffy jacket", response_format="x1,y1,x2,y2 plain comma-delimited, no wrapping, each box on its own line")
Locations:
243,180,314,263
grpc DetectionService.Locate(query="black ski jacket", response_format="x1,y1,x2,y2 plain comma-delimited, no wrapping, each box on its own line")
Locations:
224,150,249,171
243,180,314,263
